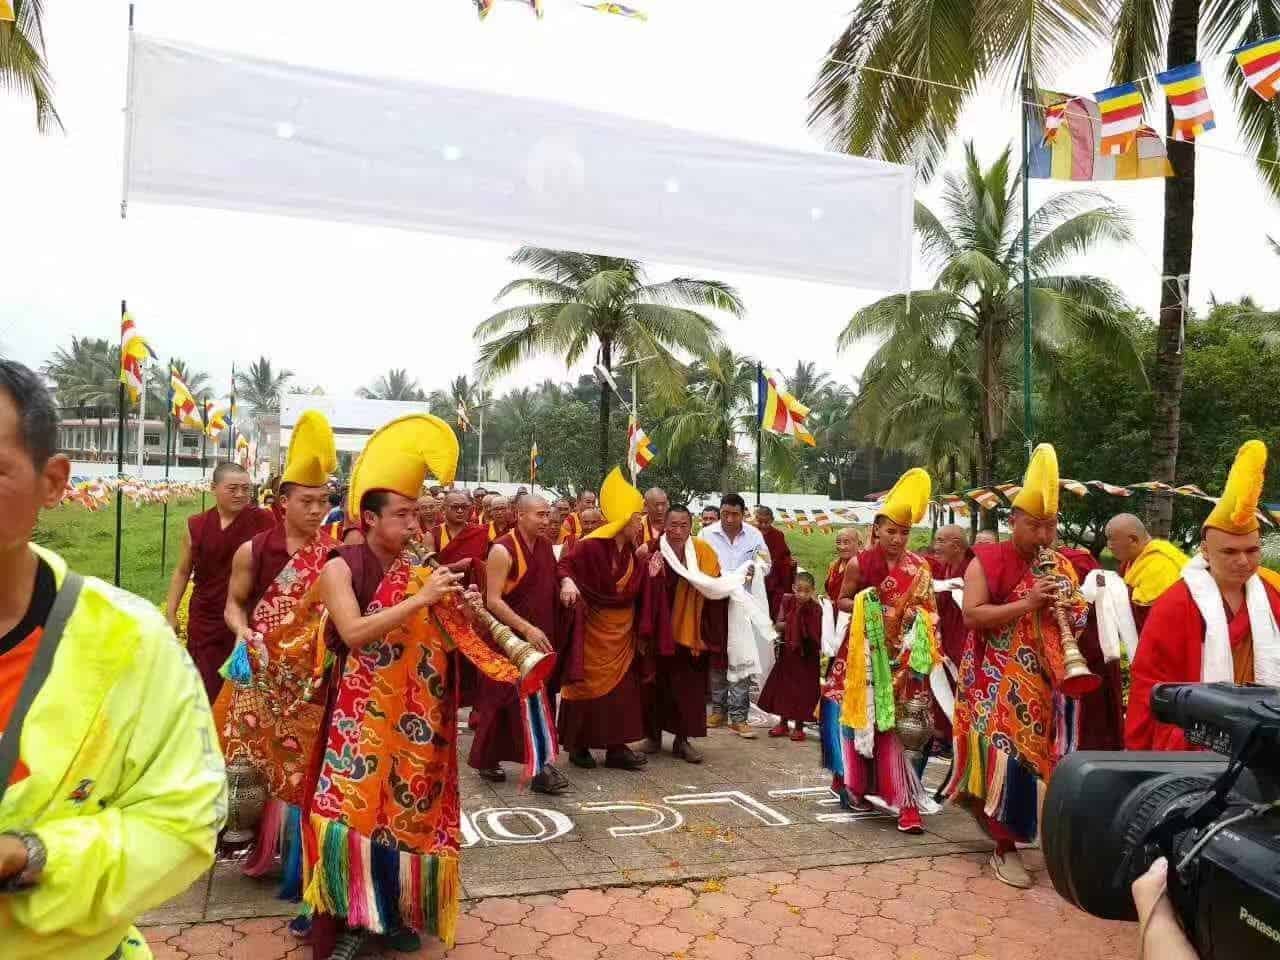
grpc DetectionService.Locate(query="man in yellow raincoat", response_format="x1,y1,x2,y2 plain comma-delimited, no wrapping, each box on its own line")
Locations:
0,361,225,959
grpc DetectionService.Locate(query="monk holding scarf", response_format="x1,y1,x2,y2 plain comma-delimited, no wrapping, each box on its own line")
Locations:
637,504,729,764
306,415,538,958
946,444,1089,890
1127,440,1280,752
216,411,338,906
823,468,942,836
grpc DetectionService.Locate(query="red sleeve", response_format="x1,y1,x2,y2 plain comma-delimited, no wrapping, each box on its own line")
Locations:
1125,584,1195,751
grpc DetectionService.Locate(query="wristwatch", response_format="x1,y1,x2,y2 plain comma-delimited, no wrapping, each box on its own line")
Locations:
0,831,46,891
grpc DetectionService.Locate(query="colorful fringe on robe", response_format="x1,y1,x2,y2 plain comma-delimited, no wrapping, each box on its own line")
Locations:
943,548,1087,842
305,558,533,945
521,689,559,782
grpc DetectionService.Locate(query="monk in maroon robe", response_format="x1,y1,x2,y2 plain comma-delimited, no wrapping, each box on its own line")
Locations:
759,574,822,740
432,489,493,719
637,505,726,763
927,525,973,745
470,494,568,794
756,506,795,620
165,461,274,700
1058,545,1125,751
557,502,647,770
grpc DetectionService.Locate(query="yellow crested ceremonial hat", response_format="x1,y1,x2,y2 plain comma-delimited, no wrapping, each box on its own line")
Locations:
877,467,931,527
281,410,338,488
1204,439,1267,536
347,414,459,520
1011,443,1059,519
585,466,644,541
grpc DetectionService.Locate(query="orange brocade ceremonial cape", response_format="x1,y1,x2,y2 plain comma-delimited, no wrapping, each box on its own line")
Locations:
304,556,524,946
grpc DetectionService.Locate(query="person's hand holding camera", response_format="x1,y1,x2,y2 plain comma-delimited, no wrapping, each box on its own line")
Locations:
1132,858,1197,960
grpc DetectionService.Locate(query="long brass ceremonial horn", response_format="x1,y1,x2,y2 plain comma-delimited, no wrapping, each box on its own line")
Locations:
1033,546,1101,698
418,548,557,695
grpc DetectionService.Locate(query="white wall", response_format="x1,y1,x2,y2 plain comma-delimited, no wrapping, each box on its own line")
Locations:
68,462,212,483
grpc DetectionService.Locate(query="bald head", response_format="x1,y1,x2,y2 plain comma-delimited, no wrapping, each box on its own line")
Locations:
580,507,604,534
644,487,668,527
515,493,551,539
974,530,998,545
1105,512,1151,566
932,524,969,566
489,495,512,531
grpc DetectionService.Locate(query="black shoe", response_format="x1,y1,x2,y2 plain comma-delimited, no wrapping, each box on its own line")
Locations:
570,749,597,769
604,747,647,770
383,927,422,953
531,770,570,794
542,763,570,787
477,766,506,783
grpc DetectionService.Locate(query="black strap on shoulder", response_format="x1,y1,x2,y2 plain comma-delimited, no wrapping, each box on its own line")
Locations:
0,570,84,806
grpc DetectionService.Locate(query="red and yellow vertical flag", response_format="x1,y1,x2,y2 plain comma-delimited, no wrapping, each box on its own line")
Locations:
757,369,815,446
0,1,15,22
170,368,200,427
119,312,156,406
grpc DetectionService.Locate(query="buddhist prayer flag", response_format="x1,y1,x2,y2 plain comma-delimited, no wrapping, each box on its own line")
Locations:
170,368,200,427
1095,83,1145,156
627,413,657,473
119,312,156,406
580,2,648,18
1042,97,1068,144
0,1,13,22
456,402,472,432
1235,35,1280,101
1027,90,1170,181
205,401,228,440
757,369,815,446
1157,62,1216,140
529,439,542,482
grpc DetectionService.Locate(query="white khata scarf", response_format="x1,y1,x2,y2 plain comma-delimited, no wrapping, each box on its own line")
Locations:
1182,555,1280,686
662,534,776,682
1080,569,1141,665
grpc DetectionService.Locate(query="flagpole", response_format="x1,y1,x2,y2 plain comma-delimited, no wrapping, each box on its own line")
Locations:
136,357,147,474
754,362,763,508
630,366,639,486
1020,73,1034,454
477,403,485,485
227,364,236,462
199,393,208,512
160,360,173,575
114,300,128,587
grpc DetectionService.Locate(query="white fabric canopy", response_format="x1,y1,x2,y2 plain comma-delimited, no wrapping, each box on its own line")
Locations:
124,36,914,290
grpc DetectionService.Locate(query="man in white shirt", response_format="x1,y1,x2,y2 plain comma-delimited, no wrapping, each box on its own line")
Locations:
698,493,770,737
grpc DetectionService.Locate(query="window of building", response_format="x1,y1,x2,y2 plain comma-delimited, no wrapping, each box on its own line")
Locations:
181,434,200,450
145,433,161,447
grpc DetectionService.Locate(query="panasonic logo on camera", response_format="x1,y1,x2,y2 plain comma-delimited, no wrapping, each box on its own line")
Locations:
1240,906,1280,944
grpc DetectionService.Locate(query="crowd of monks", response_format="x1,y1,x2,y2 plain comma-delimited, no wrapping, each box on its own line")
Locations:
165,404,1280,956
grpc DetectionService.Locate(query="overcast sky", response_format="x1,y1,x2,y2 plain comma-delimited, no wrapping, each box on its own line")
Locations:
5,0,1279,404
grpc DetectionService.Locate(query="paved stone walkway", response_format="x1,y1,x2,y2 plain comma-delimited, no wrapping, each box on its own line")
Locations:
143,851,1137,959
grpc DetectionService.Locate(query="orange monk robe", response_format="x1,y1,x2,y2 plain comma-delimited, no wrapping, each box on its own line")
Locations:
637,539,726,739
557,512,584,548
557,535,646,749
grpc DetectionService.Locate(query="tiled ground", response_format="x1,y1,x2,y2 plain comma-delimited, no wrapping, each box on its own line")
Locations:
143,852,1138,959
148,718,993,925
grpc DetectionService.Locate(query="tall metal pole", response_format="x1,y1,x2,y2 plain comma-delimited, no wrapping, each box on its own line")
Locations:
160,360,173,575
755,362,763,507
200,393,208,512
114,300,128,587
630,366,639,486
1020,76,1034,453
136,357,147,473
477,403,485,484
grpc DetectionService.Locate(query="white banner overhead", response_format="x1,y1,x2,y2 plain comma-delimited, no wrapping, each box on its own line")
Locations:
123,35,914,290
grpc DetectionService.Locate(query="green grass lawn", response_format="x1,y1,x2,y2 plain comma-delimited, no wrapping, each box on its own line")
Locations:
33,498,206,605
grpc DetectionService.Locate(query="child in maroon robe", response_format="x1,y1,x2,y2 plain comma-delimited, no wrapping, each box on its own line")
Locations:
759,571,822,741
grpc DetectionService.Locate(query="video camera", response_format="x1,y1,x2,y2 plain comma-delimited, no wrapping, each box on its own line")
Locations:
1044,683,1280,960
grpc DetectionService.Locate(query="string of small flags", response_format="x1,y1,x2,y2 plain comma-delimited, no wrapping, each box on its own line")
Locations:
59,478,206,511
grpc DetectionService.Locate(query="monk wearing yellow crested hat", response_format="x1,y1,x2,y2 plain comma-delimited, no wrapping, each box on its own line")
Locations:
822,467,941,836
1126,440,1280,753
945,443,1089,890
556,467,650,771
217,410,339,906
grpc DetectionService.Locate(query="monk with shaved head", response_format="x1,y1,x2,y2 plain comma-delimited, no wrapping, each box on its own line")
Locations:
471,494,569,793
1105,513,1188,632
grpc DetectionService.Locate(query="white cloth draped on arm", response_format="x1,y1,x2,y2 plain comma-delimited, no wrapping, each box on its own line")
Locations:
660,534,776,682
820,598,849,659
1080,569,1140,665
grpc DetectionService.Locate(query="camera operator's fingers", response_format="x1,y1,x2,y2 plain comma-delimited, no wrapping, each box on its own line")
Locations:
1131,857,1169,921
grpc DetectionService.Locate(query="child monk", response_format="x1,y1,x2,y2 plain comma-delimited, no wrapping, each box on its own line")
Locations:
759,570,823,741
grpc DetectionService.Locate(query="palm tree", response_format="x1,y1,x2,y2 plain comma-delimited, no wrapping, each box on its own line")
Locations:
428,375,476,429
474,247,741,481
2,1,61,133
43,336,120,453
359,368,424,401
784,361,834,408
1108,0,1280,533
839,143,1140,493
233,357,294,413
